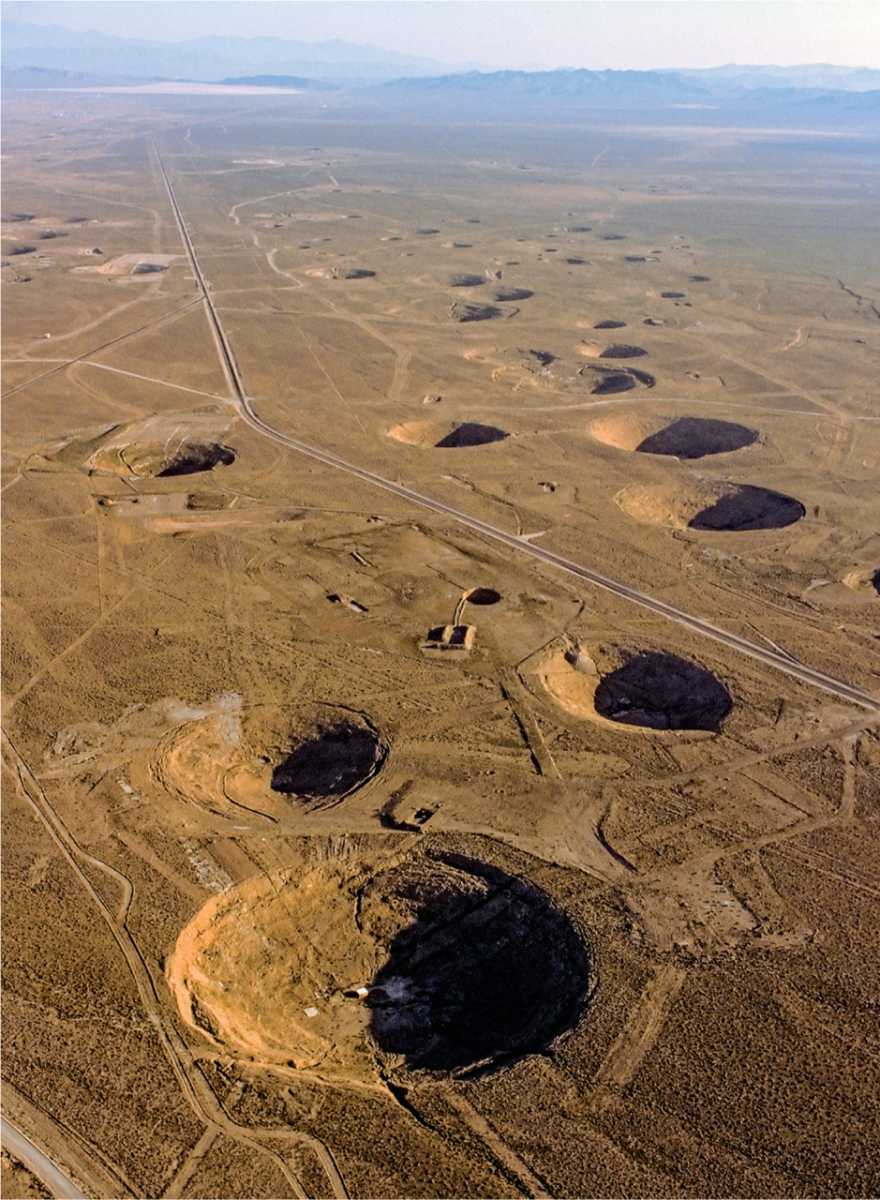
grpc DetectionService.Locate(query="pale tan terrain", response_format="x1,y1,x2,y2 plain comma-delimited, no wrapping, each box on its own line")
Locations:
2,90,879,1199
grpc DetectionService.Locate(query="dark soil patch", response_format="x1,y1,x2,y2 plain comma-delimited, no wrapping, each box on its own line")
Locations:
465,587,501,605
600,344,648,359
435,423,508,448
448,273,485,287
271,720,384,800
595,651,732,731
158,443,236,477
493,286,533,301
593,319,626,329
368,853,589,1076
450,301,505,322
690,485,805,532
637,417,758,459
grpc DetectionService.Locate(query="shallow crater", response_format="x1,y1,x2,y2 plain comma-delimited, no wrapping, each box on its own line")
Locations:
594,651,732,731
464,587,502,605
617,479,805,531
271,719,385,801
590,414,758,459
167,845,591,1084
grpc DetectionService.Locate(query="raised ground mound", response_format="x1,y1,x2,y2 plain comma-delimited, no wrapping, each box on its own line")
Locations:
537,644,731,733
388,420,508,448
448,273,485,287
590,414,758,459
617,479,805,531
166,844,590,1083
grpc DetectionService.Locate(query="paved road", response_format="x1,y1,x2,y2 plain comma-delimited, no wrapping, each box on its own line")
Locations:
154,148,880,714
1,1118,86,1200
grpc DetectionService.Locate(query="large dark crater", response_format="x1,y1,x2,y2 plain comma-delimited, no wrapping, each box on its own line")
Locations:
271,720,385,801
367,853,590,1077
638,417,758,460
689,485,805,532
595,651,732,732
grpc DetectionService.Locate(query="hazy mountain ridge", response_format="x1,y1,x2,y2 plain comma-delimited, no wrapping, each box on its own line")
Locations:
1,18,457,83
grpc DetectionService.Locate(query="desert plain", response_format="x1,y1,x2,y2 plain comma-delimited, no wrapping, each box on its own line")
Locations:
2,86,880,1198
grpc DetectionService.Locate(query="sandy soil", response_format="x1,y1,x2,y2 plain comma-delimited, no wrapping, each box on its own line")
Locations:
2,88,879,1200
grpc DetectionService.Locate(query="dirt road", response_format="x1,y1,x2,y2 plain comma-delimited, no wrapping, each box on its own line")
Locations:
1,1118,86,1200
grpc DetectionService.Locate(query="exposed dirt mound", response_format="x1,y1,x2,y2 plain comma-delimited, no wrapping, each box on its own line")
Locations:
492,286,532,301
167,844,590,1083
272,720,384,800
594,651,732,731
617,479,805,531
465,587,501,605
593,319,626,329
388,420,509,449
577,341,603,358
600,344,647,359
448,273,485,287
590,414,758,459
450,301,505,322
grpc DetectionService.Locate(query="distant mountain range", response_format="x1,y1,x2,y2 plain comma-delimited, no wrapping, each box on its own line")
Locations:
381,65,880,109
0,19,459,84
3,17,878,117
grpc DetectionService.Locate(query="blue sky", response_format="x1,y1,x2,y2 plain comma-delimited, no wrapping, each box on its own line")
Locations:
5,1,879,70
